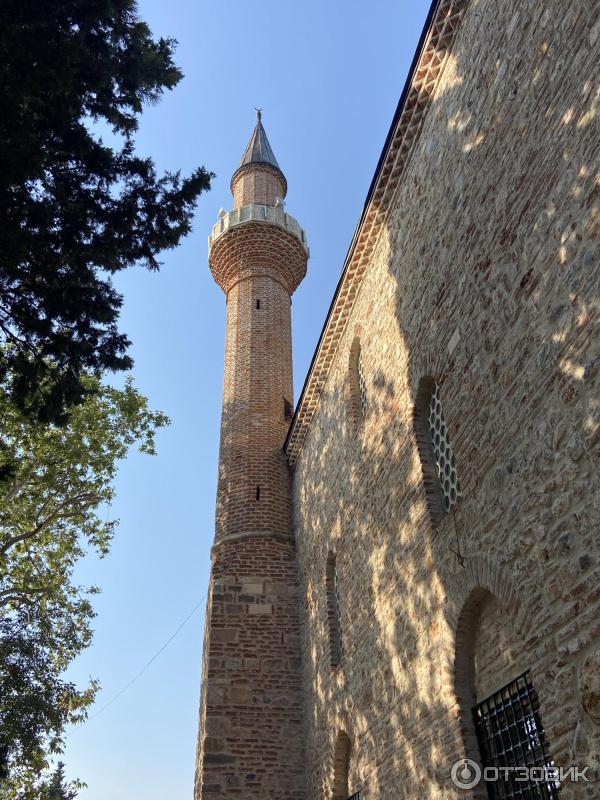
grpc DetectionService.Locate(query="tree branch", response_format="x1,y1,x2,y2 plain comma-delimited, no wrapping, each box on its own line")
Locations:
0,492,103,555
0,585,53,608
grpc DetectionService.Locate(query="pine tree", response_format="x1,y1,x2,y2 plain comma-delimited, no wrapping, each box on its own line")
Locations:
0,1,212,423
46,763,78,800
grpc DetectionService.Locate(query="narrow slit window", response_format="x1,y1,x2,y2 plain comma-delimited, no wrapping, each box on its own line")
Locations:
255,486,260,501
326,554,343,668
284,398,293,420
256,299,261,309
357,353,367,417
348,338,367,430
332,731,352,800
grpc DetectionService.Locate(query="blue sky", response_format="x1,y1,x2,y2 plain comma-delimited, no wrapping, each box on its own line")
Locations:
63,2,431,797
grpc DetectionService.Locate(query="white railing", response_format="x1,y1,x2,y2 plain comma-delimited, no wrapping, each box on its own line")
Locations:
208,204,309,255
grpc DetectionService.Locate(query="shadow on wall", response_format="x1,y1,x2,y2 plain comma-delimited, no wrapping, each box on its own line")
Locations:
295,1,600,797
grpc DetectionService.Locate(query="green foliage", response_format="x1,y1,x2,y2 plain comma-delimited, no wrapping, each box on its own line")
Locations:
1,761,83,800
0,374,169,780
0,0,212,422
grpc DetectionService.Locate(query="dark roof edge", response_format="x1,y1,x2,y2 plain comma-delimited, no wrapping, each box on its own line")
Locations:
284,0,441,455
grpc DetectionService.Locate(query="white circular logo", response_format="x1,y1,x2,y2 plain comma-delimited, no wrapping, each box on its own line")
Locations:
451,758,482,790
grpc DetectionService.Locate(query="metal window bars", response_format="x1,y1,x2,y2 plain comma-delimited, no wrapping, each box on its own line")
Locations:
427,383,460,512
472,671,560,799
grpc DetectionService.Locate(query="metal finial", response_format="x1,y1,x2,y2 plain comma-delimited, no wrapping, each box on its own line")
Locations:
255,107,262,122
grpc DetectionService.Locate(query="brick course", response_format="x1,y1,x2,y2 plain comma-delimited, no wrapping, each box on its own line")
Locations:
231,163,287,209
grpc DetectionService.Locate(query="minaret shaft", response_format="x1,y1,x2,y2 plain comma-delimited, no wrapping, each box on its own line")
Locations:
217,274,293,540
194,114,307,800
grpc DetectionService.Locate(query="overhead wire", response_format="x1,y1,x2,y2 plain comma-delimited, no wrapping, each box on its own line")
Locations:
68,592,207,732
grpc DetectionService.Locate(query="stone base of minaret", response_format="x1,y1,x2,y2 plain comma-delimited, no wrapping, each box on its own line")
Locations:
195,535,304,799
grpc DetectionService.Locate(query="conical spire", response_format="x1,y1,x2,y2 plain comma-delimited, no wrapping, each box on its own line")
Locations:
238,110,281,170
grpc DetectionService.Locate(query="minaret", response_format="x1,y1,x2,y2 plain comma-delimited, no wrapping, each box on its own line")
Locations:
194,113,308,799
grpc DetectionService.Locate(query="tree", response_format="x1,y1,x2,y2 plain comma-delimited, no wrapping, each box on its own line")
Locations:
0,1,212,423
0,371,169,779
46,762,80,800
1,761,82,800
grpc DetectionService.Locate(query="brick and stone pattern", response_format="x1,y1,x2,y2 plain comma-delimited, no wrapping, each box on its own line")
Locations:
195,537,304,798
195,121,308,798
289,0,600,798
473,594,529,703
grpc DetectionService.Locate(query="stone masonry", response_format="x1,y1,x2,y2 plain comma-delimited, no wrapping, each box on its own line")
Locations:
285,0,600,798
196,0,600,798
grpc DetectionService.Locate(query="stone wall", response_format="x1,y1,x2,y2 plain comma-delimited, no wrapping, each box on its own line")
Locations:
291,0,600,797
473,594,527,702
195,537,304,798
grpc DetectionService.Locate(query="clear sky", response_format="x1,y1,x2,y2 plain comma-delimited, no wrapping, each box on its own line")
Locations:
62,2,431,797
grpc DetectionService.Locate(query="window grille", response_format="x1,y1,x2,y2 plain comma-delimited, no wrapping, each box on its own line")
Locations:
473,671,560,800
346,793,361,800
427,383,460,512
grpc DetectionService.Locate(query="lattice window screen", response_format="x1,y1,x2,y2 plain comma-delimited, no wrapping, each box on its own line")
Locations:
427,383,460,512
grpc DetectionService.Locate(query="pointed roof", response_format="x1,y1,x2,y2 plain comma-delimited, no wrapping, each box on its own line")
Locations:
238,110,281,171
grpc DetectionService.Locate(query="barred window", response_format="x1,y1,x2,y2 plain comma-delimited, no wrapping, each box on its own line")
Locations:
473,671,559,800
326,553,343,668
414,377,461,523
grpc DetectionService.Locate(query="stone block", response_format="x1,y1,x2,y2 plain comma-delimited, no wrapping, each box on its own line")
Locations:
211,628,238,643
241,582,264,595
248,603,273,615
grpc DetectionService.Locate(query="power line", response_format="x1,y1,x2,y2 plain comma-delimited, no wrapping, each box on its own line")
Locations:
70,593,207,732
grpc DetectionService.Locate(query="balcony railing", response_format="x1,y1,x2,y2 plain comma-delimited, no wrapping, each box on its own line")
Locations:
208,203,309,256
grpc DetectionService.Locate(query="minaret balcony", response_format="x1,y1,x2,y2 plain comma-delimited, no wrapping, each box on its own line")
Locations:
208,203,309,258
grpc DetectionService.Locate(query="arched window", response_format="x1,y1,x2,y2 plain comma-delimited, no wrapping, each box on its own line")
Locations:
348,338,367,429
326,553,343,668
414,377,461,523
332,731,351,800
454,587,558,800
